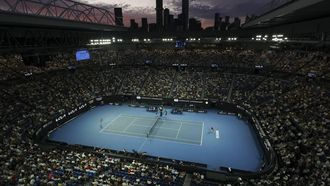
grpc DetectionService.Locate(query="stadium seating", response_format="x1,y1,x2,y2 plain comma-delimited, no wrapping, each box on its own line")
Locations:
0,47,329,185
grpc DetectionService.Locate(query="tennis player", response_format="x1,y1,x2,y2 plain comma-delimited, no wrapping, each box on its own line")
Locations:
156,105,167,118
209,126,215,134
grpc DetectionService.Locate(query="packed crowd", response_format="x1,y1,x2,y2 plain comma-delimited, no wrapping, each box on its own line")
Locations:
90,48,262,69
0,47,329,185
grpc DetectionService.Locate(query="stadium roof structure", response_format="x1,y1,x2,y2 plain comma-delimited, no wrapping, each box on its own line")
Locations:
0,0,127,53
0,0,126,31
243,0,330,28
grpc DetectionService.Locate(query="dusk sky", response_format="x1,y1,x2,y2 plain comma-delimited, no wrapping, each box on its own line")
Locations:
79,0,273,28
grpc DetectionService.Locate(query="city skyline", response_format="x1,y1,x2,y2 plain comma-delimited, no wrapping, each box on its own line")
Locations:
78,0,273,28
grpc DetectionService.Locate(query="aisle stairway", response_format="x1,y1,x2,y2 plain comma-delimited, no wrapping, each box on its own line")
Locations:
183,173,192,186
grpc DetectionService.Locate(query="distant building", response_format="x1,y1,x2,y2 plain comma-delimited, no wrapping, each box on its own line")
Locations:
219,17,223,30
176,14,184,31
229,17,241,30
114,8,123,26
156,0,163,31
225,16,230,25
204,26,214,31
130,19,138,30
169,14,174,31
214,13,220,30
189,18,202,31
173,18,179,31
222,16,230,31
182,0,189,31
141,18,149,32
164,8,170,31
233,17,241,29
149,23,157,33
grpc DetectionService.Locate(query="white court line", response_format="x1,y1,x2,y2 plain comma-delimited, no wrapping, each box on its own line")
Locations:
101,115,203,146
175,122,183,139
148,134,202,146
103,129,201,146
153,126,179,131
102,130,145,139
123,118,137,132
99,114,122,133
176,119,203,125
130,124,179,131
200,122,204,146
129,124,151,128
138,138,148,152
106,127,200,144
120,115,157,120
123,115,202,127
132,119,202,145
180,122,204,127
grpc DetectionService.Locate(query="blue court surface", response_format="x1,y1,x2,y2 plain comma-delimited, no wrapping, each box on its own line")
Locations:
49,105,264,172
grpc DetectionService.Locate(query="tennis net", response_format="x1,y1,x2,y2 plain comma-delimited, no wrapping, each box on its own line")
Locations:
146,117,160,137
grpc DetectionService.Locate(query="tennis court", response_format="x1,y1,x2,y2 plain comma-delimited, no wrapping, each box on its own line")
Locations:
49,105,265,171
100,114,203,145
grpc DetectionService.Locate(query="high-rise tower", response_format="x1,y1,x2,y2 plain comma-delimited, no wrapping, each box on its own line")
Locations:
114,8,123,26
214,13,220,30
182,0,189,31
156,0,163,31
164,8,170,31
